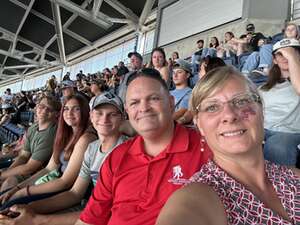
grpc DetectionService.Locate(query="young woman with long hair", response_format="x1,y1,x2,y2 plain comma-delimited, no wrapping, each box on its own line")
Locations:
148,47,170,85
0,94,97,208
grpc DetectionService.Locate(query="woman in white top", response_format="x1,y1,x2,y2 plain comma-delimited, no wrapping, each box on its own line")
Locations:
259,38,300,166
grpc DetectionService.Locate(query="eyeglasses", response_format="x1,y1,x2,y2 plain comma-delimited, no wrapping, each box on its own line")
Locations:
196,93,261,114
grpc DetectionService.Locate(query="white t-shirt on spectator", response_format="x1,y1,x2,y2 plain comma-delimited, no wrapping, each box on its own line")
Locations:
2,94,13,103
259,81,300,133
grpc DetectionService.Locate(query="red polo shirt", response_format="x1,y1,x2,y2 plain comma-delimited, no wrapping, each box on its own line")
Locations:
80,124,212,225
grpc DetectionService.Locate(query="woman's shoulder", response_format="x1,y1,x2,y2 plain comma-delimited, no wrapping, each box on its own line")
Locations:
156,183,226,225
160,65,169,73
78,130,97,145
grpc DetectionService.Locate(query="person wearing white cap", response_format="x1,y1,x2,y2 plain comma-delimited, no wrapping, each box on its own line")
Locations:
0,93,127,225
259,38,300,166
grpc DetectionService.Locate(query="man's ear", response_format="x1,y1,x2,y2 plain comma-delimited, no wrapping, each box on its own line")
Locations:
169,95,175,113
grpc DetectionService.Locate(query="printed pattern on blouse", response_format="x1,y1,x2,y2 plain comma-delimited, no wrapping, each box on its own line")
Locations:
190,160,300,225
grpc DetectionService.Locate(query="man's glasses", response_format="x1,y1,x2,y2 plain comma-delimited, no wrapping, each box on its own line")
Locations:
196,93,261,114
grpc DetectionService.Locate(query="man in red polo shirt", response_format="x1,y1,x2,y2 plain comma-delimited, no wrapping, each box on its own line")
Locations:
76,68,211,225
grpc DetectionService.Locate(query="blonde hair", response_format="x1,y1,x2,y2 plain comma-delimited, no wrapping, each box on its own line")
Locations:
284,22,300,39
190,66,260,114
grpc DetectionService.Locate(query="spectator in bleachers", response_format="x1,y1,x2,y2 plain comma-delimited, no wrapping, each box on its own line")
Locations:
1,89,13,104
245,23,265,52
284,22,300,39
0,94,96,209
14,91,29,124
61,80,90,103
168,51,179,72
61,80,76,101
89,80,106,109
209,36,220,49
191,39,204,74
241,23,273,75
0,135,25,166
76,70,85,81
117,61,129,80
192,57,226,86
117,52,143,102
171,59,192,125
78,79,92,98
156,66,300,225
111,65,118,78
0,93,128,225
74,68,211,225
45,76,57,95
62,72,71,81
0,96,61,192
259,38,300,166
201,37,220,59
76,80,84,92
205,57,226,74
230,34,251,57
217,32,237,59
148,47,170,85
0,104,14,127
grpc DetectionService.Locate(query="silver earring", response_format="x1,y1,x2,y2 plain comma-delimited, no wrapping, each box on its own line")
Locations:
200,137,206,152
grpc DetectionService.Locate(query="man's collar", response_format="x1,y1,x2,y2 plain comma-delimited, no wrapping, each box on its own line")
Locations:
128,123,189,156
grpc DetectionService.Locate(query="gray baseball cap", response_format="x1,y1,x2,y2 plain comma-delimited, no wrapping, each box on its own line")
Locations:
92,92,124,115
61,80,76,89
173,59,192,74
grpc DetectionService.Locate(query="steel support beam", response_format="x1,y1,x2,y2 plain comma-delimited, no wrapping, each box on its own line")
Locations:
22,54,40,76
51,3,67,65
0,49,40,65
4,64,38,70
51,0,113,29
139,0,156,27
11,0,36,53
93,0,104,18
62,0,92,28
9,0,93,47
0,26,59,59
104,0,139,24
0,73,21,78
64,29,92,46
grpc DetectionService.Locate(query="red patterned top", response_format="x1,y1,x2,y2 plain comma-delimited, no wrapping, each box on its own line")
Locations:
190,160,300,225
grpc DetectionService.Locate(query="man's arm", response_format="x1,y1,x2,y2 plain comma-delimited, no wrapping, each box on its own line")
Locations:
0,205,80,225
74,219,92,225
78,152,114,225
29,176,90,214
0,151,44,180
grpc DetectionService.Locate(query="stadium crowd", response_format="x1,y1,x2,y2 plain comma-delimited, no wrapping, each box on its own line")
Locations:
0,22,298,224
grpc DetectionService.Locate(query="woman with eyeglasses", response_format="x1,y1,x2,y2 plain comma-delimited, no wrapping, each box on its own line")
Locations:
156,66,300,225
0,94,97,209
259,39,300,167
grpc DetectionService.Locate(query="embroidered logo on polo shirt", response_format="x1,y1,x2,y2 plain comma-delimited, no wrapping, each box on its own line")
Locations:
168,165,189,185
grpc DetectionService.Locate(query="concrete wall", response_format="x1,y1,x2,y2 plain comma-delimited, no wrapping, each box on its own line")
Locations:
161,18,284,60
156,0,290,60
243,0,290,20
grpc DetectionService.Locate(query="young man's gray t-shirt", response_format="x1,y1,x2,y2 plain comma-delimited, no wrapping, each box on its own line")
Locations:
24,122,57,163
79,135,128,185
